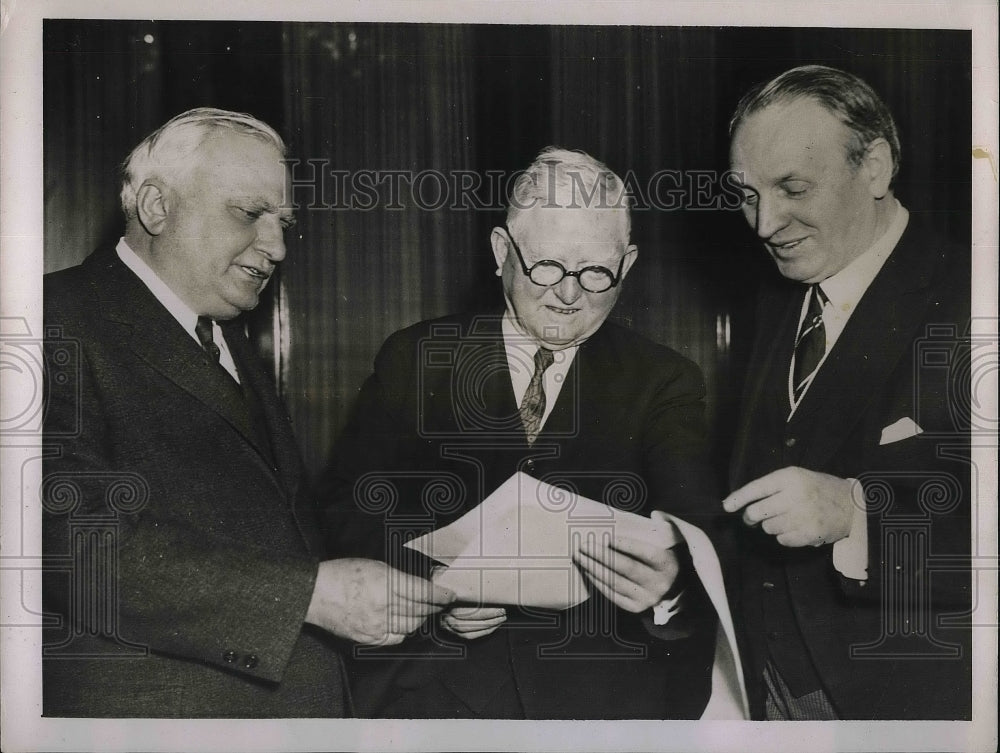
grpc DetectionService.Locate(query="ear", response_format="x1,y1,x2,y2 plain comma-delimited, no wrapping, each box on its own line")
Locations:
490,227,510,271
863,138,894,199
135,182,170,236
619,245,639,282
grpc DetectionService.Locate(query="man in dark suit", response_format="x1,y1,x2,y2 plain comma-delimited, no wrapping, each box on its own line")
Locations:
723,66,972,720
42,108,454,717
319,147,721,719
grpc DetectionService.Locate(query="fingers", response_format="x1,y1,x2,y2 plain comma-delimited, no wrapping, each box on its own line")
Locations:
390,570,456,606
722,468,790,513
448,606,507,621
361,631,408,647
442,611,506,631
443,625,502,640
578,563,646,613
575,546,650,612
441,606,507,640
577,537,677,581
608,535,675,570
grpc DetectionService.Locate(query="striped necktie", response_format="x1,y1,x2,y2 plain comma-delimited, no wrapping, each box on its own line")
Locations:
791,285,827,405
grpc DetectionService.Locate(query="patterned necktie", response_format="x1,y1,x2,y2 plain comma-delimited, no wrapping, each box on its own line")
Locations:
195,316,222,363
791,285,827,404
519,347,555,444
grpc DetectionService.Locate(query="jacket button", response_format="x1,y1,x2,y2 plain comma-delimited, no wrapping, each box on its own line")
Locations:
525,459,536,471
784,437,796,448
243,654,259,669
762,581,775,590
222,650,238,663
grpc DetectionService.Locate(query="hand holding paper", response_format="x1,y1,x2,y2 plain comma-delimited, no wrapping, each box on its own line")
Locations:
574,534,681,613
403,472,749,719
403,472,681,609
305,558,456,646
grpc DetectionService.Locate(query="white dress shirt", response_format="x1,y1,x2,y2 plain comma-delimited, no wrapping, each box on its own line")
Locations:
502,313,578,430
116,238,241,382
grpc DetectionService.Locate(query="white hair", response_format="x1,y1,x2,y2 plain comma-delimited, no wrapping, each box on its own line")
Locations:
119,107,286,219
506,146,633,243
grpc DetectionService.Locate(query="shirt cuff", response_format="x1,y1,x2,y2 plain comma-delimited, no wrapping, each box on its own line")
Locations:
652,591,684,625
832,478,869,581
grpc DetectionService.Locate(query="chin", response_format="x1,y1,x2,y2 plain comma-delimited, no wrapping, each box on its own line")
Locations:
775,260,817,283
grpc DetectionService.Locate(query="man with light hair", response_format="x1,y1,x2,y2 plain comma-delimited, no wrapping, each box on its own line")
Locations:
319,146,721,718
43,107,454,717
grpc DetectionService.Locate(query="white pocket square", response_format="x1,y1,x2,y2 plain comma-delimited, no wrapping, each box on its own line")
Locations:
879,417,924,445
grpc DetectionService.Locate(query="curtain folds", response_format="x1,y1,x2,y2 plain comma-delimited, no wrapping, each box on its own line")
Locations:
281,23,478,472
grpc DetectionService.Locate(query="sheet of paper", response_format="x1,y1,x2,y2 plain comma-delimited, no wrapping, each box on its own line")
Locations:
403,471,680,608
403,473,749,718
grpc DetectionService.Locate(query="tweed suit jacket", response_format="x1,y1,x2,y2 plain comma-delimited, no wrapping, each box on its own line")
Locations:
42,246,348,717
319,312,721,719
728,218,973,720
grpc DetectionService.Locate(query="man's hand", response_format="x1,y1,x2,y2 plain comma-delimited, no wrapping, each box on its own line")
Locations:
573,535,680,613
722,467,856,547
441,606,507,640
305,558,455,646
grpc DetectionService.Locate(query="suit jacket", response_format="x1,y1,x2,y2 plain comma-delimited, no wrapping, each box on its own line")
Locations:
728,218,972,720
319,312,720,719
42,246,348,717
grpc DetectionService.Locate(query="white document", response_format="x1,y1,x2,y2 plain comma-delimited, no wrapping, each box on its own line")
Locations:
403,471,680,608
657,510,750,720
403,472,750,719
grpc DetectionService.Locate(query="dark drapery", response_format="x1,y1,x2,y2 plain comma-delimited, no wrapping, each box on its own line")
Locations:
43,21,971,476
279,23,480,471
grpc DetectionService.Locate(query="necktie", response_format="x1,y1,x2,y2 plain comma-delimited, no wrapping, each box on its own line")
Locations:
195,316,222,363
519,347,554,444
791,285,827,404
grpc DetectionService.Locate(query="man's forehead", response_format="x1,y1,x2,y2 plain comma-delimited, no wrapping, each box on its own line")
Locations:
518,205,627,238
731,100,848,177
189,134,286,185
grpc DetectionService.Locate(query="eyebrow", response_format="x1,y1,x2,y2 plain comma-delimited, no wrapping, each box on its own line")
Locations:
236,197,297,226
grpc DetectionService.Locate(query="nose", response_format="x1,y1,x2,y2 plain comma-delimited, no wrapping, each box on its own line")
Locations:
750,194,788,242
552,273,583,304
255,215,287,263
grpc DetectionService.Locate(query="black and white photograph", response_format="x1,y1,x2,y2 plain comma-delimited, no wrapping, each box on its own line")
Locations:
1,1,996,751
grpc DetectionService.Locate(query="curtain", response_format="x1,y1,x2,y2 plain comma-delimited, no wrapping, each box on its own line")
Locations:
280,23,478,472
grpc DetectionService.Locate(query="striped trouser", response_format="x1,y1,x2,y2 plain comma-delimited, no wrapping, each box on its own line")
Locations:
763,661,839,720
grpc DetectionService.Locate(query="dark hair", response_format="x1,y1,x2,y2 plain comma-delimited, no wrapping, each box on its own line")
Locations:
729,65,900,180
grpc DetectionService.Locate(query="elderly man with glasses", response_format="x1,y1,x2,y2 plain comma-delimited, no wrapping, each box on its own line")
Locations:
318,147,720,719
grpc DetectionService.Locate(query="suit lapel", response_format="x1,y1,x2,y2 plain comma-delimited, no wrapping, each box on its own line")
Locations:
86,248,282,482
222,320,304,498
787,227,940,469
729,285,801,487
466,313,526,438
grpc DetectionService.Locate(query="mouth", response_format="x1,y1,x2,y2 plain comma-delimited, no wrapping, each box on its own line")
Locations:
544,304,580,315
767,238,806,255
239,264,271,282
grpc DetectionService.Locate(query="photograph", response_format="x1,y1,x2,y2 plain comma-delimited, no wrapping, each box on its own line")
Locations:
2,2,996,751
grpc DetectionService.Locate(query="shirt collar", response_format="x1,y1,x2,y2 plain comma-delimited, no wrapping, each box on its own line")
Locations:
116,237,199,339
819,199,909,315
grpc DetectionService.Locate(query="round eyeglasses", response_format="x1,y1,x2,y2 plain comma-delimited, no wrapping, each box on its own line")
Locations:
502,226,631,294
